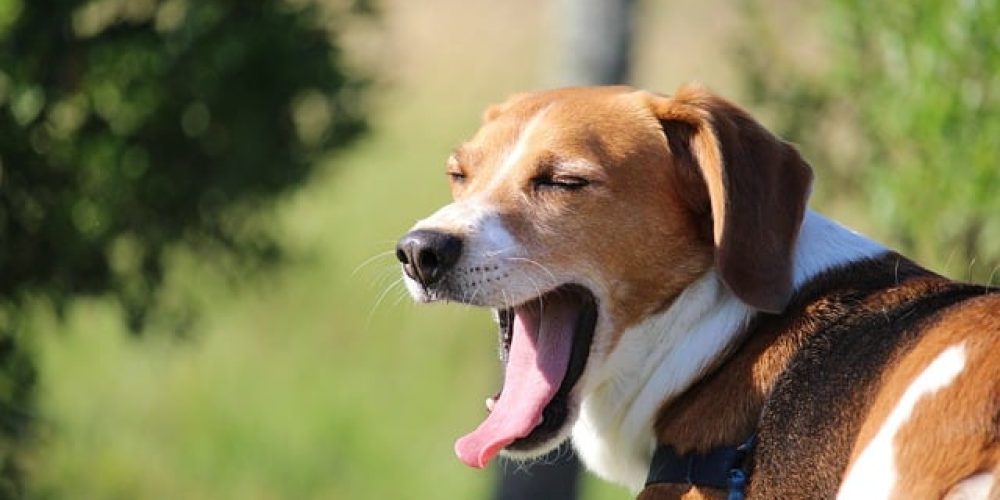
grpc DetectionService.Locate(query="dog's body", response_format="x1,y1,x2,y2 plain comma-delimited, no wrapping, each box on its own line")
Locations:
396,85,999,499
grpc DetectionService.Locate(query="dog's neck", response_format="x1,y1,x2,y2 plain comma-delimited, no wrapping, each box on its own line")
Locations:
572,211,886,492
574,267,753,491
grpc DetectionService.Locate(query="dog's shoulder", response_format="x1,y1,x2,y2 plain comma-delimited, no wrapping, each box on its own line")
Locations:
751,253,999,497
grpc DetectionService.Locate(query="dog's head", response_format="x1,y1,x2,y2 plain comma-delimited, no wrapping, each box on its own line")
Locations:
396,85,812,468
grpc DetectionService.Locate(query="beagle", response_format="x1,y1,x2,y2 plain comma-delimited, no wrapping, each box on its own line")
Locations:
395,85,999,499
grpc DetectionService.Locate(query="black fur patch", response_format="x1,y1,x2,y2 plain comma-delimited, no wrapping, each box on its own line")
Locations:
746,253,997,497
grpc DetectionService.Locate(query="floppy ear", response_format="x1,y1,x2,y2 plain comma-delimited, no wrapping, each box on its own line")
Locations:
646,85,813,313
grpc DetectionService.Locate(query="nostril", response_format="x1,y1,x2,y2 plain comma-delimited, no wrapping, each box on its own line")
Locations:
418,249,439,272
396,247,409,265
395,229,463,287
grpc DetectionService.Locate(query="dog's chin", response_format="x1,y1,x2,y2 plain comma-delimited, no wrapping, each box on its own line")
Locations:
402,276,435,303
448,283,598,468
498,407,579,461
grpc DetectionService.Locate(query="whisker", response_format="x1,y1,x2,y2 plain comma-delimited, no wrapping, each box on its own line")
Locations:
518,267,545,317
351,250,398,278
467,280,483,305
505,257,558,285
513,457,533,475
986,264,999,286
390,286,411,308
365,277,404,332
369,265,404,290
460,277,475,305
942,248,957,275
484,246,519,259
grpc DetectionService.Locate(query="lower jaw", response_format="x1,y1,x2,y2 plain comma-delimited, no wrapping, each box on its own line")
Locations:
505,396,576,452
502,421,578,461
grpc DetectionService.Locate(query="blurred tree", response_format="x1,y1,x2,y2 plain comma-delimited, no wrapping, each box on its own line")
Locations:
737,0,999,283
0,0,372,494
555,0,635,85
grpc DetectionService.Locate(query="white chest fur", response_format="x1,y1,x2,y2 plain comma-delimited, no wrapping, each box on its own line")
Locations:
570,211,886,491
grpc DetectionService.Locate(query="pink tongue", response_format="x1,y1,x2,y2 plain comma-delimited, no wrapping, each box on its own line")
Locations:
454,296,578,468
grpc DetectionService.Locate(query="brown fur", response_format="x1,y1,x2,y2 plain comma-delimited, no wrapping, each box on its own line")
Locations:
646,87,814,313
422,84,998,498
637,483,724,500
640,253,999,499
447,86,715,337
855,295,1000,498
618,86,996,498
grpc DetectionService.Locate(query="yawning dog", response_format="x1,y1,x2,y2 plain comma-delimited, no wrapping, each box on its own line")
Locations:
395,85,999,499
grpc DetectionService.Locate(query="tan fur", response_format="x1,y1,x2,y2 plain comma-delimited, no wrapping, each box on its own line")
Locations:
644,265,998,499
637,483,724,500
431,84,997,498
645,86,814,313
849,294,1000,498
448,86,714,337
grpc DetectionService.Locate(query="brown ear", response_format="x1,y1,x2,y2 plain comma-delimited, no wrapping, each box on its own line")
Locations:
647,85,813,313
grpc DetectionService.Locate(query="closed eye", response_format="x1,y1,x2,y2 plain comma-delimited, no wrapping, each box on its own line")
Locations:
533,174,590,191
446,152,468,184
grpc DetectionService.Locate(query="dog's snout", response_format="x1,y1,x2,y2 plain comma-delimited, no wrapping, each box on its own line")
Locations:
396,230,463,287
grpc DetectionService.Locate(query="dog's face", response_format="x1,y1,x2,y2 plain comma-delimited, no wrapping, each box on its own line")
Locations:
397,85,812,468
406,87,713,326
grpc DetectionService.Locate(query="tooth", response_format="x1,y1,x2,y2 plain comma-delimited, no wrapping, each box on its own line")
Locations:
486,397,496,412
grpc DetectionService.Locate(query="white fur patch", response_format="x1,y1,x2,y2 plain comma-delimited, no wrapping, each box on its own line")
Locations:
792,211,887,288
405,200,554,306
573,270,754,491
944,473,996,500
403,106,558,308
572,210,887,491
485,106,550,193
837,343,968,500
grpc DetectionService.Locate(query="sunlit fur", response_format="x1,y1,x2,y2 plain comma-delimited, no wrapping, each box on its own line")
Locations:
399,86,1000,498
572,211,886,491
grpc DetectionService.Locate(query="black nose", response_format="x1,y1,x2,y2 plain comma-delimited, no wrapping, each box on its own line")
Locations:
395,230,463,287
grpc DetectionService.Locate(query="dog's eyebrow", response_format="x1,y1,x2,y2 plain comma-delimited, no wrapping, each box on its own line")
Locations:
450,146,482,166
545,155,606,179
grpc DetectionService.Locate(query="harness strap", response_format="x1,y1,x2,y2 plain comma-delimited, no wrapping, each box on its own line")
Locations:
645,434,755,500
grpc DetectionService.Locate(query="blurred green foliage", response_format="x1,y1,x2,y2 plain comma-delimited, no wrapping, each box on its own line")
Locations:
3,0,995,498
739,0,999,281
0,0,370,324
0,0,371,494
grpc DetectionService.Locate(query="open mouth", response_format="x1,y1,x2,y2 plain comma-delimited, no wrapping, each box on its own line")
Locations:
454,284,598,468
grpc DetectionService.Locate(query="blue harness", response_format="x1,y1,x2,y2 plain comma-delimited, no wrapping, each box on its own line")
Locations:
644,434,756,500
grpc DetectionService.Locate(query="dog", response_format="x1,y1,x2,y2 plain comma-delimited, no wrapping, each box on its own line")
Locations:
395,85,999,499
